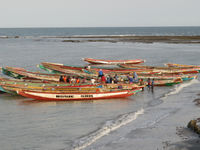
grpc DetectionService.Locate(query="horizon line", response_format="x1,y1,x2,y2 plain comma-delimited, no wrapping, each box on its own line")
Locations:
0,25,200,29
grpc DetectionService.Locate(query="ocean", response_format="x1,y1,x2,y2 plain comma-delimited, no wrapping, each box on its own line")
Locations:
0,27,200,150
0,26,200,37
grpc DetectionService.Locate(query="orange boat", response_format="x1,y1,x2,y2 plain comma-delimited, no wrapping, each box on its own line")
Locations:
17,88,142,101
165,63,200,68
83,58,145,65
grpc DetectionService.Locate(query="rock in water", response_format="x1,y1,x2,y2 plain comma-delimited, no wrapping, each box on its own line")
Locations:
187,118,200,135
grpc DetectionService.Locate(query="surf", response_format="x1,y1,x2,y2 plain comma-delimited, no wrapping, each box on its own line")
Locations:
72,108,144,150
161,79,199,100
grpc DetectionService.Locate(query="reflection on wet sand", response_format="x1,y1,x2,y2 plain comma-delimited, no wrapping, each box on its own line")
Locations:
19,97,134,109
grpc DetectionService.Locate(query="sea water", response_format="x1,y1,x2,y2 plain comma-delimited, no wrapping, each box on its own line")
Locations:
0,27,200,150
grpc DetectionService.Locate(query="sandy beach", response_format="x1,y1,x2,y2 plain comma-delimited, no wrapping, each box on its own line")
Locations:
72,80,200,150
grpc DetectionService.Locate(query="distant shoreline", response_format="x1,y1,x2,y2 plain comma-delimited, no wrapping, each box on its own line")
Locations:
62,35,200,44
1,35,200,44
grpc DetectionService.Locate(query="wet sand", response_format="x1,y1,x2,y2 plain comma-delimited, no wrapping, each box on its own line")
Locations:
167,138,200,150
166,94,200,150
80,80,200,150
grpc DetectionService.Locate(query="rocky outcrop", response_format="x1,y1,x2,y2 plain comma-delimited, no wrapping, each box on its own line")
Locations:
193,99,200,106
187,118,200,135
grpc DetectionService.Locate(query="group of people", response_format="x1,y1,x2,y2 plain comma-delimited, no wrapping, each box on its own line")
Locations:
59,70,155,91
97,69,155,91
147,78,154,90
59,75,85,84
98,69,119,84
127,72,139,84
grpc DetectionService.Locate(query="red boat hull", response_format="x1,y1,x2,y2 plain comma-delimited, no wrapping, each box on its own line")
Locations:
18,89,140,101
83,58,145,65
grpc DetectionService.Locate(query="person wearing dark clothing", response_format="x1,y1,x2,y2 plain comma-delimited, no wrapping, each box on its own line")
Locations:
147,78,151,89
59,76,64,82
66,76,71,83
110,75,113,84
129,77,133,84
114,74,118,83
151,79,154,89
106,76,110,83
139,79,144,91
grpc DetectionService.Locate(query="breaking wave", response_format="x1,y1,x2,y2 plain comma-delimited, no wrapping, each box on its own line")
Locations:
161,79,199,100
72,108,144,150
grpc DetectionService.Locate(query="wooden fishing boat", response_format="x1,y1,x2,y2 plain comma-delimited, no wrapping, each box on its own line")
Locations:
0,76,90,87
17,88,142,101
2,66,96,82
40,62,161,77
39,63,198,82
165,63,200,68
40,62,138,71
39,63,98,79
41,62,151,72
136,74,197,81
0,76,144,94
0,84,100,94
83,58,145,65
40,62,199,77
118,64,196,70
2,67,62,81
119,64,200,74
146,78,183,86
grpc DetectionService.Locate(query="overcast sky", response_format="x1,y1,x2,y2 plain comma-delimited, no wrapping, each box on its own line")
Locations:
0,0,199,27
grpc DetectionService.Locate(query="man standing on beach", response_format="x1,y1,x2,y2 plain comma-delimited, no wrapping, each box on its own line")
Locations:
98,69,103,77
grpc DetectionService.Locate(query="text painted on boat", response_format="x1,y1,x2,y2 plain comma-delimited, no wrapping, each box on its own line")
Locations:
55,94,93,98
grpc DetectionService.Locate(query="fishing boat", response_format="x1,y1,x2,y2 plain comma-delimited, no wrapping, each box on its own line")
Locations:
118,64,194,70
2,66,97,81
17,88,142,101
165,63,200,68
40,62,159,77
41,62,150,72
2,67,62,81
40,62,200,77
119,64,200,74
39,63,196,83
40,63,98,78
40,62,135,71
83,58,145,65
147,78,183,86
0,76,144,94
0,84,100,95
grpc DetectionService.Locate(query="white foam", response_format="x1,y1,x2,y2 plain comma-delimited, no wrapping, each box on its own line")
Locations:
161,79,199,100
72,108,144,150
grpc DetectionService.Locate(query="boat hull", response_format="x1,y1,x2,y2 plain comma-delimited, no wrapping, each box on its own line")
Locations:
83,58,145,65
18,89,140,101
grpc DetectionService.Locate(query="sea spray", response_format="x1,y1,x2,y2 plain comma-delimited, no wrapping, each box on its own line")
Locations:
161,79,199,100
72,108,144,150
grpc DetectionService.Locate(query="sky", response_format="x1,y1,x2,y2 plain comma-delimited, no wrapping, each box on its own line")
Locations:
0,0,199,27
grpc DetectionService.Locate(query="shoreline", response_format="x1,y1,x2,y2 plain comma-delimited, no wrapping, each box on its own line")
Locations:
62,36,200,44
1,35,200,44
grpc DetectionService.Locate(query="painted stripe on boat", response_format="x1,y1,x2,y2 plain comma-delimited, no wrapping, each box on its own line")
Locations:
24,91,129,99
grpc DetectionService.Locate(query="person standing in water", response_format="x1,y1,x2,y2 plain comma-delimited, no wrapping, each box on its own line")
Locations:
98,69,103,78
151,78,154,90
147,78,151,89
101,75,106,84
133,72,138,82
